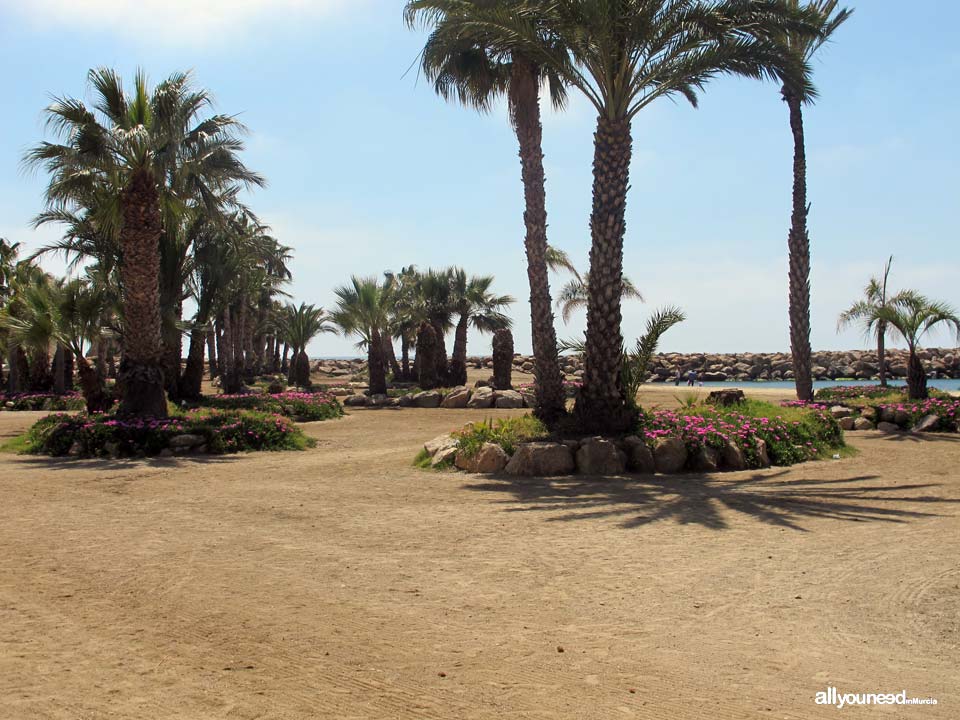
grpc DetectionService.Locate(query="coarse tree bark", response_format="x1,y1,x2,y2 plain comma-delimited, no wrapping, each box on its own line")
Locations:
417,322,439,390
575,117,635,434
877,321,887,388
52,345,66,395
784,87,814,402
400,334,412,381
117,168,168,418
509,57,566,423
5,342,20,393
492,328,514,391
179,327,206,400
382,334,402,381
431,320,449,386
448,312,469,387
906,347,928,400
368,327,388,395
75,354,112,413
280,342,290,375
207,328,218,380
293,348,312,388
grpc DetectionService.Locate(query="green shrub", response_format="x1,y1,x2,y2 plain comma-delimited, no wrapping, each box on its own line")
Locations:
454,415,549,457
21,408,314,458
194,391,343,422
0,392,88,411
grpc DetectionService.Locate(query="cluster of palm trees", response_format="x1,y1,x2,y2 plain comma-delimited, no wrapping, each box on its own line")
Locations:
407,0,852,431
331,266,514,395
838,257,960,400
13,68,301,417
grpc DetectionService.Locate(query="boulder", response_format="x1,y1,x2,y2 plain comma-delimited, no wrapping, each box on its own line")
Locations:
397,394,415,407
707,389,745,407
860,406,878,422
623,435,655,474
755,439,771,468
369,393,395,408
505,442,575,477
440,387,471,409
423,433,457,458
455,442,509,473
575,437,627,475
830,406,854,420
344,394,369,407
690,445,719,473
467,386,495,409
432,446,458,467
894,410,910,426
838,417,856,431
519,387,537,409
412,390,442,408
169,434,204,450
494,390,525,409
853,417,875,431
720,439,747,471
653,437,688,474
914,414,941,433
877,421,900,433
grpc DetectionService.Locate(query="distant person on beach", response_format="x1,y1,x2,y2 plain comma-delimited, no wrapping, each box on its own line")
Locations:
687,370,697,387
674,368,682,386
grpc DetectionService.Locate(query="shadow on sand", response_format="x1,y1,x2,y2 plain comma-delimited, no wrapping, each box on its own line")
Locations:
7,453,244,473
464,470,959,532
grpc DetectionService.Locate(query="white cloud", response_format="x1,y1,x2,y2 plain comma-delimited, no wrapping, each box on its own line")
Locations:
1,0,356,46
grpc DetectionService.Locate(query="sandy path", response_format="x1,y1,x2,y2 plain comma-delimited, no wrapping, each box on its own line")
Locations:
0,401,958,719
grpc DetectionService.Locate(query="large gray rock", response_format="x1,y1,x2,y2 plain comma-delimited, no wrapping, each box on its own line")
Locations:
690,445,719,472
720,439,747,471
432,446,458,467
440,387,471,409
494,390,525,409
344,394,369,407
838,417,856,431
505,442,575,477
412,390,442,408
467,386,495,409
575,437,627,475
169,434,204,450
397,394,415,407
653,437,688,474
455,442,509,473
914,414,941,433
756,439,772,468
853,417,875,431
830,406,854,420
877,421,900,433
623,435,655,474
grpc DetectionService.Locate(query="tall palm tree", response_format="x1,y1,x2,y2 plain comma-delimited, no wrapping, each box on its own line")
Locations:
768,0,853,401
837,255,897,387
26,68,264,416
448,269,514,385
406,0,569,422
555,272,644,325
874,293,960,400
446,1,818,432
332,277,393,395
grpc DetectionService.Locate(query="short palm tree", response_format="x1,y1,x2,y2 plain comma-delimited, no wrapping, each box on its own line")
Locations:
0,273,58,392
874,293,960,400
277,303,337,389
449,0,819,432
55,278,113,412
448,269,514,385
332,277,393,395
417,268,456,384
406,0,569,422
837,256,897,387
768,0,853,401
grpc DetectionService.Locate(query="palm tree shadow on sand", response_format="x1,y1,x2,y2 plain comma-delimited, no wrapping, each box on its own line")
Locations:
463,471,959,532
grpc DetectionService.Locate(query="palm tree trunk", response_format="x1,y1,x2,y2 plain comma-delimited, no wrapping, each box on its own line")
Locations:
431,320,449,385
369,327,387,395
401,334,411,380
907,347,927,400
448,312,470,386
287,344,298,386
281,342,290,374
63,347,74,391
294,349,312,388
5,341,20,393
576,116,634,434
510,58,566,423
117,168,168,418
162,299,183,400
75,354,112,413
383,334,402,380
784,89,814,402
877,321,887,387
207,328,218,380
95,337,107,380
52,345,66,395
179,328,206,400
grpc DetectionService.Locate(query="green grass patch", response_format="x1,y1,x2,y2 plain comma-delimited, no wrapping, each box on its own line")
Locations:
0,433,32,454
454,415,549,457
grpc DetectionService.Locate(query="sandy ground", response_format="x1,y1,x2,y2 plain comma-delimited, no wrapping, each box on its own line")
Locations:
1,384,958,719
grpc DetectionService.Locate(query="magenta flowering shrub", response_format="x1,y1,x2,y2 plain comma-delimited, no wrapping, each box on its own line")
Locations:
0,392,87,411
815,385,902,402
878,397,960,432
637,401,843,468
198,391,343,421
24,408,312,458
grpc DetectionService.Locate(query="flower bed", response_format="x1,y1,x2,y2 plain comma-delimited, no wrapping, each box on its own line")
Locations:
0,392,87,412
419,400,845,476
196,391,343,422
815,385,901,402
877,397,960,433
21,408,314,458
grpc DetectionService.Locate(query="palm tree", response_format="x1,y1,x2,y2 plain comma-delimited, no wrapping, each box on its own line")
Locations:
55,278,113,412
26,68,264,416
555,272,644,325
276,303,337,389
384,265,422,381
448,269,514,385
874,293,960,400
837,255,898,387
406,0,569,422
767,1,853,401
0,271,58,392
417,268,456,384
445,1,818,432
332,277,393,395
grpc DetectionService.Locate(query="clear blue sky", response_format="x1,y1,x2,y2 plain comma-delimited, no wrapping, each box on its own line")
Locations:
1,0,957,358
